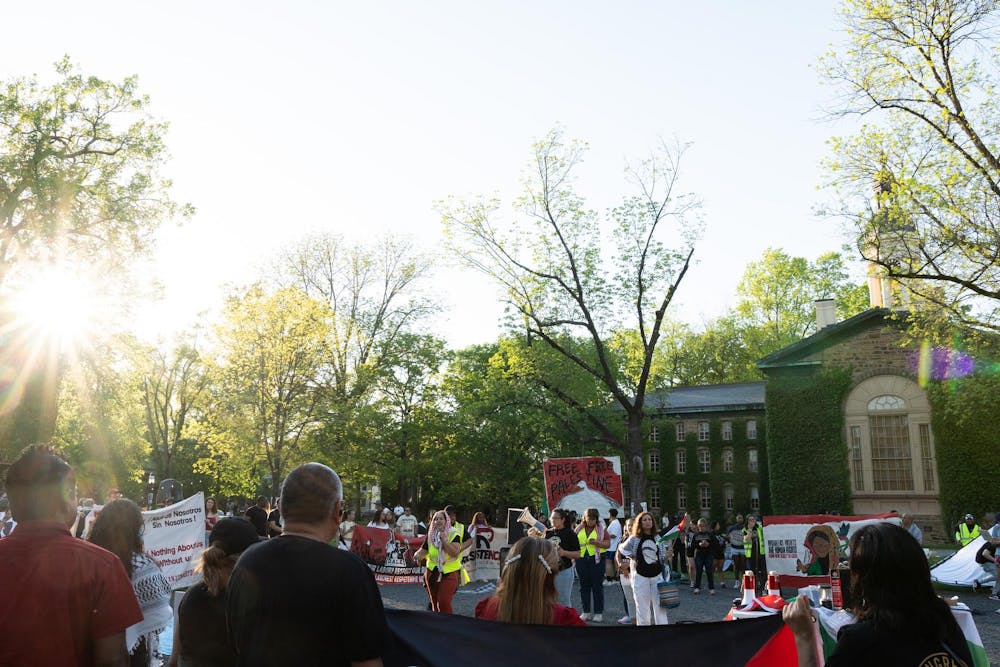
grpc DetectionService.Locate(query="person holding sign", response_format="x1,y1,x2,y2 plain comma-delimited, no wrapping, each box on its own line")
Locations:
576,507,611,622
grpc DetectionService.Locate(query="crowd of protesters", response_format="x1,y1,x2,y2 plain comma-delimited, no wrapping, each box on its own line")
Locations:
0,442,994,667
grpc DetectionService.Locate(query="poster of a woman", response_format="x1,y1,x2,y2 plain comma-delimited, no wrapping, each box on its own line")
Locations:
795,524,842,575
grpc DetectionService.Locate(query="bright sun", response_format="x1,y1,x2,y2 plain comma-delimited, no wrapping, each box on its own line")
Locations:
8,267,99,349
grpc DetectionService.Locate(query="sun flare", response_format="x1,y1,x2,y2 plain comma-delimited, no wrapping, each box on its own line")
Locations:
8,267,99,349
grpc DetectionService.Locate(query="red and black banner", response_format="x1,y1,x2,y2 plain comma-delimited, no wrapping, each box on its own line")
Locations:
383,609,797,666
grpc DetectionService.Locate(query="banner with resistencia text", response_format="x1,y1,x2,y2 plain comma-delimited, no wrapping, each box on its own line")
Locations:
462,526,508,582
543,456,623,517
762,513,899,588
143,492,207,589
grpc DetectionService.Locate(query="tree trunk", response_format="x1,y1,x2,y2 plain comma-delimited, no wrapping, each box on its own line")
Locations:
625,409,646,516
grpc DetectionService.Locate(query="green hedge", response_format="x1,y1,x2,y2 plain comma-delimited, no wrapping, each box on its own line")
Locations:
927,372,1000,531
765,368,853,514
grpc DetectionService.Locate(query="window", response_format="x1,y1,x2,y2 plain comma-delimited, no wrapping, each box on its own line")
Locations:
722,448,734,473
698,448,711,474
698,421,710,441
675,421,685,441
648,448,661,474
850,425,864,491
648,425,659,443
677,485,687,511
869,395,906,411
748,448,758,473
750,485,760,511
722,421,733,441
747,419,757,440
724,484,735,511
870,414,914,491
649,484,661,510
676,449,686,474
919,423,935,491
699,484,711,511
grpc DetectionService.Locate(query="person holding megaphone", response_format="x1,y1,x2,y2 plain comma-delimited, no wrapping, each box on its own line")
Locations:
522,508,580,607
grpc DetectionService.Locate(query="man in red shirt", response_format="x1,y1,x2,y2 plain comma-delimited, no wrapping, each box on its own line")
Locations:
0,444,142,666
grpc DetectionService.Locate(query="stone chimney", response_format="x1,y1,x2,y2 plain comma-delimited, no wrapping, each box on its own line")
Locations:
815,299,837,330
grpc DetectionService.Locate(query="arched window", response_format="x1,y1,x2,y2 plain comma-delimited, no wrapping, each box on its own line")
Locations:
698,448,711,474
722,448,734,473
699,484,711,511
844,376,938,506
724,484,735,511
677,485,687,511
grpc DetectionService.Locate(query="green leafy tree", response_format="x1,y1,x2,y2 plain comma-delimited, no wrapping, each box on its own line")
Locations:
443,129,701,513
212,285,330,495
136,339,207,481
820,0,1000,333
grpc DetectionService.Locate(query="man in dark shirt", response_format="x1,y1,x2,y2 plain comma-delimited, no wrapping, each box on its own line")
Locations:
266,499,283,538
245,496,269,537
227,463,390,666
0,444,142,666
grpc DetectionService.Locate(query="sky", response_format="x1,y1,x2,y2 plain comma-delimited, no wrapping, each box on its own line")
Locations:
3,1,864,349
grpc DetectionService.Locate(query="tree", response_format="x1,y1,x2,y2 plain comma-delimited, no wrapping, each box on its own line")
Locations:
820,0,1000,334
0,59,189,454
212,285,329,495
0,58,189,290
137,340,207,481
443,129,701,513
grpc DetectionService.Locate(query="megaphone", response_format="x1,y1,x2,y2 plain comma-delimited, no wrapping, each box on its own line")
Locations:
518,508,547,533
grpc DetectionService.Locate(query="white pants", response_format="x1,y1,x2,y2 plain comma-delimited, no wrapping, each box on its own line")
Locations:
631,572,670,625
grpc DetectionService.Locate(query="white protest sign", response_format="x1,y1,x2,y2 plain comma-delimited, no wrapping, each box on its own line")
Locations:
143,492,206,589
463,526,508,582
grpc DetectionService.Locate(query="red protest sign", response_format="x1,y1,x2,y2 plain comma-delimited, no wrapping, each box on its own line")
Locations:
543,456,623,513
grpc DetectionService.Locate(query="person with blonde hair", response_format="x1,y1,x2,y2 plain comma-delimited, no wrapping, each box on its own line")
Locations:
475,537,585,626
169,517,259,666
617,511,672,625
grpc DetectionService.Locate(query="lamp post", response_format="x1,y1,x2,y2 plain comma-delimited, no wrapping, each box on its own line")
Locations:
147,472,157,509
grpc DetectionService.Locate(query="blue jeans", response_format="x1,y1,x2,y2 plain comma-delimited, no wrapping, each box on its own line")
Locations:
694,553,714,590
576,554,604,613
554,567,574,607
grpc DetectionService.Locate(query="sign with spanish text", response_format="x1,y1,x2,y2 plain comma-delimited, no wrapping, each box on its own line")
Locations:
542,456,623,517
463,526,508,582
762,513,899,588
142,492,207,589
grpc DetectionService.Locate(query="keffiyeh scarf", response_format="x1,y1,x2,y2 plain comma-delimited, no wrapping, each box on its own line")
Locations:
126,552,173,665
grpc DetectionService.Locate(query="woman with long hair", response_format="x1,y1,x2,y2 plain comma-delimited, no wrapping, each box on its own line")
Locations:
471,511,490,529
339,508,357,548
475,537,585,626
89,499,172,667
168,518,259,666
368,508,393,529
204,497,220,530
414,509,467,613
617,511,672,625
783,522,974,666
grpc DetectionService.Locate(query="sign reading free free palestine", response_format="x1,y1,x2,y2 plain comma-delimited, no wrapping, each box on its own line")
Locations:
543,457,623,516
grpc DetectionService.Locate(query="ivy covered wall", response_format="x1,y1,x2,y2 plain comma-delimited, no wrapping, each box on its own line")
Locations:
764,368,853,514
640,414,768,519
927,372,1000,531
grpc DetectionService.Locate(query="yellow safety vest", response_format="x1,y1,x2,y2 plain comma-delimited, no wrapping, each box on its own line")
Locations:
426,528,463,574
577,526,605,558
956,523,981,546
743,524,764,558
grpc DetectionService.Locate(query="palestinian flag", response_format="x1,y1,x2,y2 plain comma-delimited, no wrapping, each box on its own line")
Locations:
659,515,686,544
816,606,988,667
384,608,798,666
